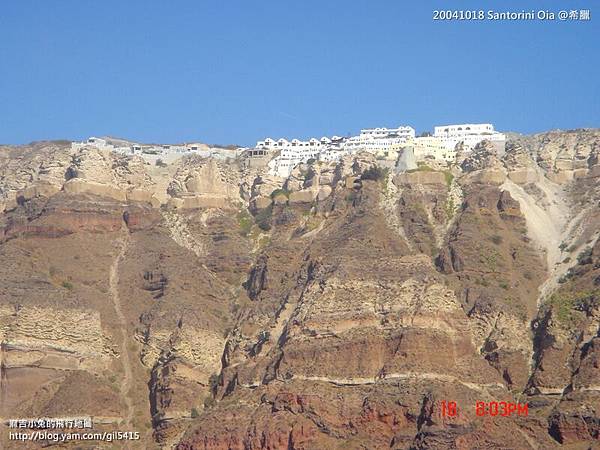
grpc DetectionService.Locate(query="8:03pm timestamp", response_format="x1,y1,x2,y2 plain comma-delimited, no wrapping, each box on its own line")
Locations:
440,400,529,417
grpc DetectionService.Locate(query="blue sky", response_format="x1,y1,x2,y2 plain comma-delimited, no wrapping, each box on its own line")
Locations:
1,0,598,145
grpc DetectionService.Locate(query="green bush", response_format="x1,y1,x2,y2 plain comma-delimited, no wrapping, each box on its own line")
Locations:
270,188,290,199
208,373,220,392
444,198,455,219
255,205,273,231
577,247,593,264
559,267,577,283
547,289,600,326
61,281,73,290
443,170,454,187
407,163,435,174
237,209,253,236
361,166,388,181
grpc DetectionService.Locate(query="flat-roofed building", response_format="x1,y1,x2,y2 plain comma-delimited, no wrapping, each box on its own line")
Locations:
433,123,505,153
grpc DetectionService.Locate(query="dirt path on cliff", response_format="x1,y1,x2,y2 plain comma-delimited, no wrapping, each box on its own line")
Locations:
500,179,566,271
380,173,413,251
109,228,135,432
500,179,572,305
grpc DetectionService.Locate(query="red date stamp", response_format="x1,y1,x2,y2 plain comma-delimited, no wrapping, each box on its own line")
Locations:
440,400,528,418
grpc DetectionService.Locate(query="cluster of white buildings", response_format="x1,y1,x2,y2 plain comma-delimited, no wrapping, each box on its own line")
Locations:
256,123,505,177
72,137,243,160
71,123,506,177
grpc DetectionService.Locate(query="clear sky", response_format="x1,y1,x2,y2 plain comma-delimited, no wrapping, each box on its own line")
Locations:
1,0,598,145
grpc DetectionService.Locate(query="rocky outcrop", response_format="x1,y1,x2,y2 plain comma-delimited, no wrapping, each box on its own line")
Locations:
1,131,600,449
0,304,114,371
503,142,540,184
395,171,446,185
63,178,128,201
167,157,241,209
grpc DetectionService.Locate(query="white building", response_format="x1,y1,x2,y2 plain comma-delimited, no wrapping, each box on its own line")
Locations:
359,126,415,140
71,136,114,151
433,123,505,152
318,137,349,162
261,126,415,177
344,126,415,153
264,137,325,177
412,136,455,162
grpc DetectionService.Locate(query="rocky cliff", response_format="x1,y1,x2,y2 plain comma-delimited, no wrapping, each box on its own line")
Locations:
0,130,599,449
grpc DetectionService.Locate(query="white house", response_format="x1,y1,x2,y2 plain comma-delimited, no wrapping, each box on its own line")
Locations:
260,126,416,177
344,126,415,154
412,136,455,162
71,136,114,151
433,123,505,152
257,136,329,176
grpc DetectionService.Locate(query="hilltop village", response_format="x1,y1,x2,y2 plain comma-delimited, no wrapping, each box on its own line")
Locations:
72,123,506,177
2,128,600,450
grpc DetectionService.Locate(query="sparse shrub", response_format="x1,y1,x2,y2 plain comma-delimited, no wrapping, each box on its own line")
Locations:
489,235,503,245
559,242,568,251
444,198,455,219
255,205,273,231
191,407,200,418
273,206,297,226
361,166,388,181
237,209,253,236
577,247,593,265
558,273,570,284
548,292,574,324
443,170,454,187
407,163,435,174
203,396,215,409
208,373,220,393
258,235,271,249
270,188,290,199
481,250,500,271
416,162,434,171
155,158,167,167
476,277,490,287
61,281,73,290
498,280,509,290
545,289,599,326
573,290,600,311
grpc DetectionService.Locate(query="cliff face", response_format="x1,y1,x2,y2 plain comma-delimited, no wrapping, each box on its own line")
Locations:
0,130,599,449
